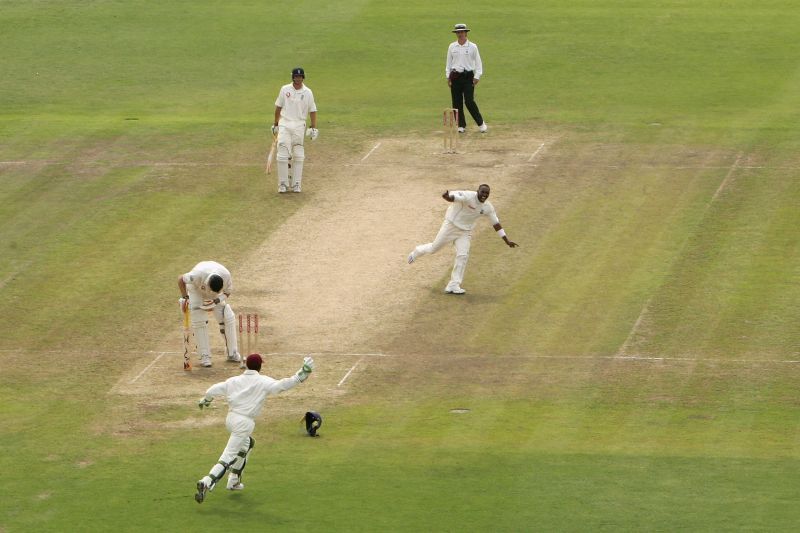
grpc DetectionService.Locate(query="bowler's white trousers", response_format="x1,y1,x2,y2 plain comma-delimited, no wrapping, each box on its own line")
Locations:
413,220,471,288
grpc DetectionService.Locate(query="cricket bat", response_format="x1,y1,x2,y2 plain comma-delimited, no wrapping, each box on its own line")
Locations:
182,306,192,371
265,134,277,174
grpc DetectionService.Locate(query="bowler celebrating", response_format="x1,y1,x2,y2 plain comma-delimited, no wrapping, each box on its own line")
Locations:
408,184,518,294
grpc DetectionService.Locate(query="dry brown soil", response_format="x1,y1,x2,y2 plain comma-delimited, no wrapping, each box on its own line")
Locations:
110,129,553,428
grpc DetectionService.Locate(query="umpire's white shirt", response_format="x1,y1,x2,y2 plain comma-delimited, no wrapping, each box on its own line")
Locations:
205,370,301,419
446,191,500,231
183,261,233,300
275,83,317,124
445,40,483,79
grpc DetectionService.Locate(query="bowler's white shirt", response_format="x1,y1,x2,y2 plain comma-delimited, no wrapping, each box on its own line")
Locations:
183,261,233,300
445,40,483,79
275,83,317,124
205,370,301,419
446,191,499,231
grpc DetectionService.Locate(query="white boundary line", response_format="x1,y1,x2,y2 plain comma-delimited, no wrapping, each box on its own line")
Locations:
528,142,546,162
130,351,168,383
2,349,796,366
710,153,743,203
615,153,744,357
338,356,365,387
360,142,382,162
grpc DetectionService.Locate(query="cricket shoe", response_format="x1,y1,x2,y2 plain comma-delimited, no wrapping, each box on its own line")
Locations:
407,252,415,264
227,475,245,491
227,352,242,363
292,183,301,193
458,127,465,133
445,285,466,294
200,355,212,368
195,479,209,503
479,122,488,133
278,184,288,193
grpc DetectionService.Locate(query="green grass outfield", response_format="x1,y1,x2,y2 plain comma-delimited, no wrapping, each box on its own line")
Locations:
2,1,800,531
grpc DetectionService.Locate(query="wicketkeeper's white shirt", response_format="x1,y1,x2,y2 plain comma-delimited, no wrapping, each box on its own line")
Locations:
445,191,500,231
183,261,233,300
205,370,301,419
275,83,317,124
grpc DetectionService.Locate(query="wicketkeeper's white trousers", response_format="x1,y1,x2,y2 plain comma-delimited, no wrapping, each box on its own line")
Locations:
413,220,472,288
204,412,254,488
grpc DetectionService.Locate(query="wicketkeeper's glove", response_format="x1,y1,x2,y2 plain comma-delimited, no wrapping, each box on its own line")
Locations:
295,356,314,382
198,397,213,409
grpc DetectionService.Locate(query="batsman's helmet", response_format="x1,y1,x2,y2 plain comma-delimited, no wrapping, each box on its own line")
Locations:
246,353,263,371
292,67,305,78
206,274,223,293
304,411,322,437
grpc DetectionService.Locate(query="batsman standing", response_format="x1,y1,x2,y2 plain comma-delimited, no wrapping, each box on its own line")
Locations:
195,353,314,503
446,23,487,134
272,67,318,193
178,261,242,367
408,184,517,294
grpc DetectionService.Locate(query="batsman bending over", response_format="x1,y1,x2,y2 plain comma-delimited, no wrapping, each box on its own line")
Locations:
407,184,517,294
195,353,314,502
178,261,242,368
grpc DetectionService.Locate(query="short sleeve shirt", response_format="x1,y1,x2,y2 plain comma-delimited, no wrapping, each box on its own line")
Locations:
275,83,317,124
182,261,233,299
445,191,499,231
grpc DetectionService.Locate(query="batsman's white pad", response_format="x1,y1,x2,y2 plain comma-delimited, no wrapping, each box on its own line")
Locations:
276,139,292,161
291,160,303,185
277,160,290,187
190,310,211,357
291,144,305,162
213,304,239,357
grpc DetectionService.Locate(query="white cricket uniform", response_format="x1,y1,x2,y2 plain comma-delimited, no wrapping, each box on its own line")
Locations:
275,83,317,190
183,261,233,305
202,370,302,488
181,261,239,360
412,191,500,290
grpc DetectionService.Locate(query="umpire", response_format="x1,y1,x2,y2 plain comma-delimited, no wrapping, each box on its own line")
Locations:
445,23,487,133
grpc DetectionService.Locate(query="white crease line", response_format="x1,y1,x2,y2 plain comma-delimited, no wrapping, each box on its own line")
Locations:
528,142,546,162
130,351,168,383
361,142,382,162
338,356,365,387
616,153,745,357
710,153,743,203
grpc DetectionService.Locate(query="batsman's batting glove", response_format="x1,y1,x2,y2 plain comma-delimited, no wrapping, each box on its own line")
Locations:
198,397,213,409
296,356,315,382
179,297,189,312
271,125,279,135
307,128,319,141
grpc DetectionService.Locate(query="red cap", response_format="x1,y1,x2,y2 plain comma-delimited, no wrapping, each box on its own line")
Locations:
246,353,263,371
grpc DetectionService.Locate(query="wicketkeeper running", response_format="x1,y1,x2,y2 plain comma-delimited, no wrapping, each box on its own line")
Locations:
195,353,314,503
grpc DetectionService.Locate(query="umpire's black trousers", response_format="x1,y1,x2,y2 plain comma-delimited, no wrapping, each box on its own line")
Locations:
449,70,484,128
